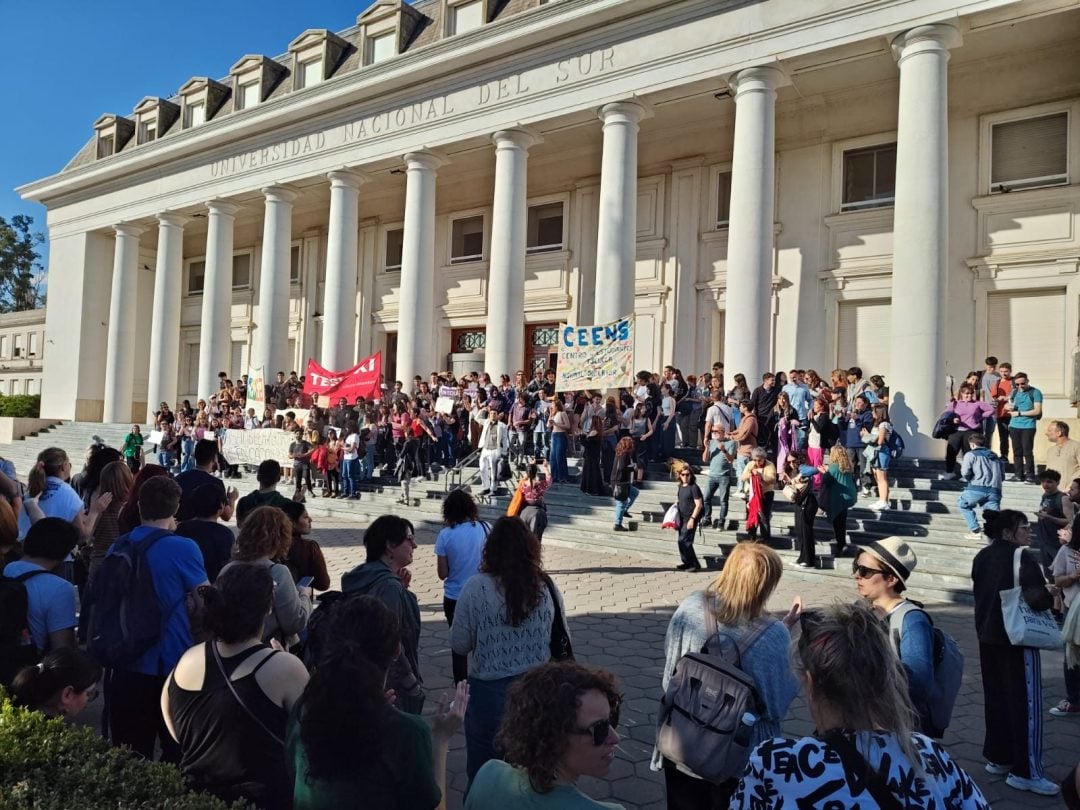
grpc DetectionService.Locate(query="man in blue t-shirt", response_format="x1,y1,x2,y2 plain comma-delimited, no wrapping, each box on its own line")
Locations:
1006,371,1043,484
174,439,238,522
105,476,208,762
2,518,80,655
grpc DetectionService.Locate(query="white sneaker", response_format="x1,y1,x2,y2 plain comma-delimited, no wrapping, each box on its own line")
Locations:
963,531,982,540
1006,773,1060,796
938,472,959,481
985,762,1011,776
870,500,889,511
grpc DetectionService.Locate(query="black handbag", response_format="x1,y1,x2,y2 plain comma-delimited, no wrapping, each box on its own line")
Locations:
613,482,630,501
498,456,512,481
544,575,574,661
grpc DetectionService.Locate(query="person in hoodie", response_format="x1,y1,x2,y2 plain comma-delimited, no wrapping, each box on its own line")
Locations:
958,432,1004,540
341,514,424,715
939,383,995,481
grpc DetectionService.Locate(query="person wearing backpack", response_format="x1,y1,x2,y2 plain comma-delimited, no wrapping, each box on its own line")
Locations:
94,475,208,762
652,542,801,808
1,518,80,686
852,537,962,738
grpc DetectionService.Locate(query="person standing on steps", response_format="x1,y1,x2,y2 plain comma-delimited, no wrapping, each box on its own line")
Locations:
701,424,736,532
674,468,704,573
1045,421,1080,489
1052,482,1080,719
1036,470,1074,574
1006,372,1042,484
957,433,1004,541
939,384,994,482
611,438,638,533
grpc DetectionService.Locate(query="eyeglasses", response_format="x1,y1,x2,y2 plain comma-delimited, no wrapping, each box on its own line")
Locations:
851,561,887,579
572,704,620,745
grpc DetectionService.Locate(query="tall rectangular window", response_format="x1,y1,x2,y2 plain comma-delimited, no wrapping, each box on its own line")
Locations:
716,171,732,227
298,58,323,89
13,335,24,358
451,0,484,34
28,333,39,357
238,80,261,110
290,245,302,284
385,228,404,271
232,254,252,290
185,101,206,128
0,336,9,358
367,32,396,65
991,112,1068,192
451,216,484,263
841,143,896,211
187,260,206,295
97,135,115,159
526,203,564,253
138,121,156,145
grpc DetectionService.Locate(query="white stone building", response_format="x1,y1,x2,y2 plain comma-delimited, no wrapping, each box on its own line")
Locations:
0,309,46,398
16,0,1080,453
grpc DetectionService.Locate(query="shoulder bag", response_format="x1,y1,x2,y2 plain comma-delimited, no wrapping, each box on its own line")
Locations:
211,642,285,745
782,475,810,504
1000,546,1061,650
543,575,574,661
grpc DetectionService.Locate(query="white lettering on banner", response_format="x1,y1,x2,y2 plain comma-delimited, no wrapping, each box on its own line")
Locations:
438,385,458,399
221,428,294,466
555,314,635,392
203,47,617,180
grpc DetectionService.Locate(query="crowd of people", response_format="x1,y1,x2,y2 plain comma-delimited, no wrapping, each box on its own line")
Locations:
2,352,1080,807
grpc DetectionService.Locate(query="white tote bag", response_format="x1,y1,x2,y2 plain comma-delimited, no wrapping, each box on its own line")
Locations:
1000,547,1061,650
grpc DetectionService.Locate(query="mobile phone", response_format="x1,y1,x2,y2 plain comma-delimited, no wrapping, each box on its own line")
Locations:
297,576,314,589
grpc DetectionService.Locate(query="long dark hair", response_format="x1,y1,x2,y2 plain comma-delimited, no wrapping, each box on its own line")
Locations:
481,517,544,626
11,647,101,713
299,596,399,780
442,489,479,527
202,563,273,644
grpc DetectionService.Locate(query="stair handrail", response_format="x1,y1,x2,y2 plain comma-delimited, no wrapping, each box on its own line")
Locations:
445,447,482,492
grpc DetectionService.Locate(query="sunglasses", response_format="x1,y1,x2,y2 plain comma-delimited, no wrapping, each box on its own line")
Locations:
851,560,887,579
572,703,621,745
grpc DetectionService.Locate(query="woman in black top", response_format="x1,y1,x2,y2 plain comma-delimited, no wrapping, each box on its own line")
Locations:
163,563,310,808
579,423,608,498
675,468,704,572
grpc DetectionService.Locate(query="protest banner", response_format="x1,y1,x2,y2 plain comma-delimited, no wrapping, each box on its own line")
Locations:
221,428,293,466
434,396,456,415
554,315,635,392
246,367,267,403
438,385,458,399
304,353,381,403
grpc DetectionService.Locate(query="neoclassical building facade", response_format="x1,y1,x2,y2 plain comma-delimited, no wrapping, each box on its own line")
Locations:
18,0,1080,455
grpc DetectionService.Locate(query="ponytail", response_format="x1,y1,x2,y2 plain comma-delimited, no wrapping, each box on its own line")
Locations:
982,509,1028,542
28,448,67,498
11,648,101,714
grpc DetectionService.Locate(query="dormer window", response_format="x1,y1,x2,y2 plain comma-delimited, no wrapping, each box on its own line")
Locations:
93,114,134,160
448,0,485,35
367,33,396,64
288,30,347,91
357,1,423,66
178,77,228,129
230,55,287,112
132,97,179,145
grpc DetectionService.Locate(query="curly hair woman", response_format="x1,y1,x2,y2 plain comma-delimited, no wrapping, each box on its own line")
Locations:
450,516,569,784
220,505,312,647
465,661,623,808
611,437,638,531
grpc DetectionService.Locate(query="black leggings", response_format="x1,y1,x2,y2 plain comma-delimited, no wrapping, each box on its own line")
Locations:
443,597,468,684
1010,427,1036,481
945,429,975,474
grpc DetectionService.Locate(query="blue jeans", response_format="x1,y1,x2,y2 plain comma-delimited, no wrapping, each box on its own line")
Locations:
180,438,195,472
734,455,749,493
533,429,548,459
341,458,359,496
958,488,1001,532
465,674,519,788
157,450,174,470
703,475,732,525
550,432,569,482
614,485,639,526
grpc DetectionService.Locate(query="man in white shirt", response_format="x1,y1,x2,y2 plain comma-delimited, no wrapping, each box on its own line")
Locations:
704,390,734,436
477,410,509,495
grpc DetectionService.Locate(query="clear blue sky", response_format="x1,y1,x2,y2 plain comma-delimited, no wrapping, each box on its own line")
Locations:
1,0,377,248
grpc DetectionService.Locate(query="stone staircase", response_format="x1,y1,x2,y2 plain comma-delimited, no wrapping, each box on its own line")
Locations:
0,423,1045,604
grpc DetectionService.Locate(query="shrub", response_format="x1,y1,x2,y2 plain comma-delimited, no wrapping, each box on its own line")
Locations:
0,394,40,418
0,696,246,809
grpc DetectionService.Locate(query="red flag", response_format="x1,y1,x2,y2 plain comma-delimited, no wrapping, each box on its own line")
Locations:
745,472,764,533
303,353,382,403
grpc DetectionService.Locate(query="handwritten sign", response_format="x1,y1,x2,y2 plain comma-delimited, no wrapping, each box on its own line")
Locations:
147,430,164,445
554,315,635,392
435,396,456,415
221,429,294,467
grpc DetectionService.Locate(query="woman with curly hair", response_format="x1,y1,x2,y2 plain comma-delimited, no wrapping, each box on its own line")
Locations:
466,661,623,808
611,437,638,532
451,516,569,784
220,505,312,647
288,595,468,809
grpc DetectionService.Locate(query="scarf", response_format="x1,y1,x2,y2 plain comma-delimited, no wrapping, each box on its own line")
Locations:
745,471,765,532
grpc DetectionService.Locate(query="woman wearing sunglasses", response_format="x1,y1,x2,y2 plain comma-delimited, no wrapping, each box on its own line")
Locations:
674,467,705,572
733,603,989,809
850,537,936,734
653,542,801,808
466,661,623,809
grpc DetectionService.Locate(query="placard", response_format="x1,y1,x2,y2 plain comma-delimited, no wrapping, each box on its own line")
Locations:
221,428,294,466
435,396,456,414
554,315,635,392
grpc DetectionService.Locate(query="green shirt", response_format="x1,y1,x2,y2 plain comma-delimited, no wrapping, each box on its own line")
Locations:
464,760,625,809
286,702,440,810
122,433,143,458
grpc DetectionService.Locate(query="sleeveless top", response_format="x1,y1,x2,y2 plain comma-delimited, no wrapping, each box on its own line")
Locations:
168,643,291,809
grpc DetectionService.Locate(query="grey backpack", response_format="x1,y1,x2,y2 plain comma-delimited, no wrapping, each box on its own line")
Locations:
655,597,770,783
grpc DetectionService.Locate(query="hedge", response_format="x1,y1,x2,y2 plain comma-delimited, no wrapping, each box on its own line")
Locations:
0,696,246,809
0,394,40,418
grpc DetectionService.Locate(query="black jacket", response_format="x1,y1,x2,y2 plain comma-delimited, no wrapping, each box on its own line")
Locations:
971,539,1052,645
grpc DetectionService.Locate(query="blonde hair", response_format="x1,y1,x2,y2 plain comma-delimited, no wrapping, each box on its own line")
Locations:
829,444,852,474
705,542,783,626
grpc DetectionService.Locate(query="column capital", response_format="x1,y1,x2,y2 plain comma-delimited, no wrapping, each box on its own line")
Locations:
598,100,649,126
891,23,962,63
727,65,789,98
157,213,189,229
262,185,297,204
113,223,144,238
491,128,541,151
403,151,446,172
205,200,241,218
327,169,369,190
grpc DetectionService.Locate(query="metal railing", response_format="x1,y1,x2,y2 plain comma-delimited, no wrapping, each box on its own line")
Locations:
445,447,482,493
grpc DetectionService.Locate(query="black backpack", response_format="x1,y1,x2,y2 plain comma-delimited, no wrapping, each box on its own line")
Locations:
86,529,171,670
0,568,55,686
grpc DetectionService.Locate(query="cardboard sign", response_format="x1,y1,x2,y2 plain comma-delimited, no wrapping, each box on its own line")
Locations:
554,315,635,392
435,396,456,414
304,353,382,403
147,430,164,445
221,428,293,466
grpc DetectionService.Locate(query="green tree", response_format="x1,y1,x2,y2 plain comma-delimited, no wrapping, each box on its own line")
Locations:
0,214,46,312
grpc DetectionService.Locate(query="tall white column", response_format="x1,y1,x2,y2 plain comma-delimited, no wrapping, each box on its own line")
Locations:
396,151,442,385
322,170,364,371
146,214,187,416
198,201,239,401
252,186,296,379
486,130,537,379
102,224,143,423
723,66,784,385
594,101,646,325
889,24,960,457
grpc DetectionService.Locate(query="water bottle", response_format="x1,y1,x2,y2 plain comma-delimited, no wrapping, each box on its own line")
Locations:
733,711,757,746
